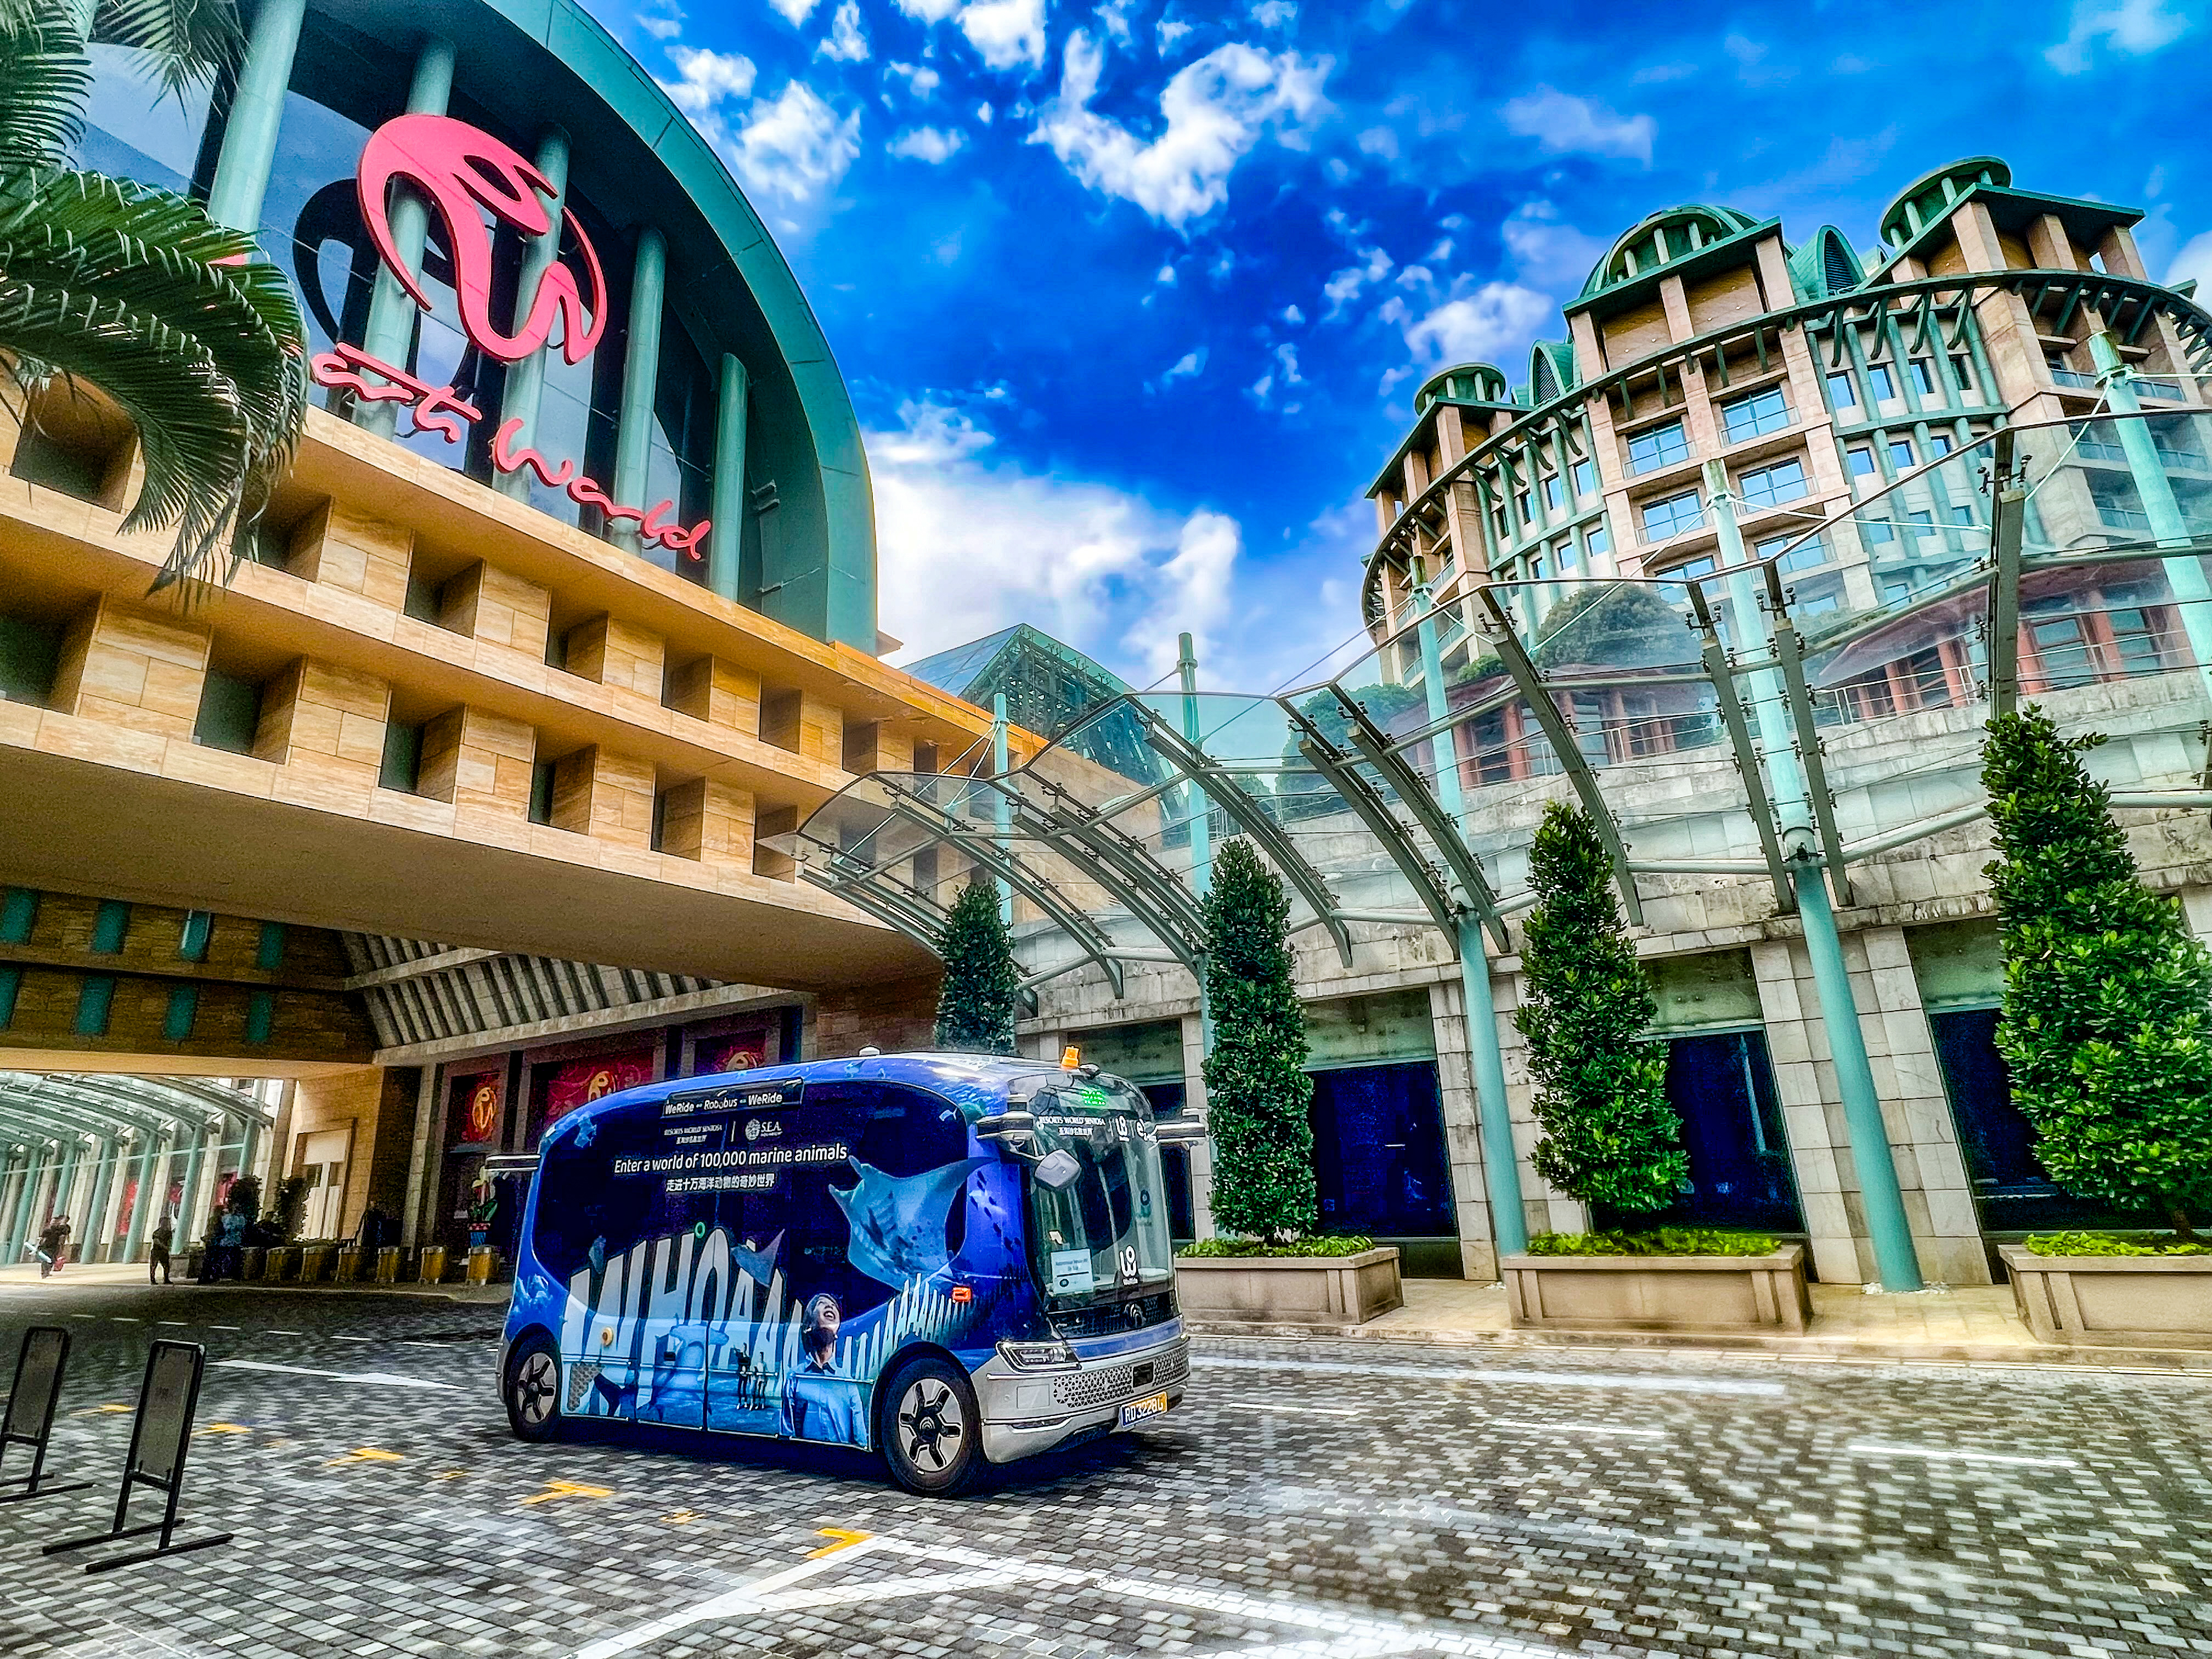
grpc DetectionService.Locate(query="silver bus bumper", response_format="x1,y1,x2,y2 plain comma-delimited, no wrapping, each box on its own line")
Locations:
974,1327,1189,1465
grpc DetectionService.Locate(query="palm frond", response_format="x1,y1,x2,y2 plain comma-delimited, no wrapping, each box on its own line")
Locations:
91,0,244,99
0,0,91,168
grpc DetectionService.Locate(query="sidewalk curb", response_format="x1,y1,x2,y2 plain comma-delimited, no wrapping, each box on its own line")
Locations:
1183,1318,2212,1373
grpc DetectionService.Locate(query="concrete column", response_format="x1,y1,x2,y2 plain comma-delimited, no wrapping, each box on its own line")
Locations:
356,36,459,437
609,227,667,552
78,1139,116,1264
708,353,751,600
204,0,308,234
495,126,575,498
95,1137,133,1263
56,1139,92,1242
400,1064,441,1248
1177,1012,1216,1240
28,1147,61,1243
173,1126,211,1244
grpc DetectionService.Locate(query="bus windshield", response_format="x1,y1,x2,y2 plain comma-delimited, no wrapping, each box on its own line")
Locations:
1023,1076,1176,1307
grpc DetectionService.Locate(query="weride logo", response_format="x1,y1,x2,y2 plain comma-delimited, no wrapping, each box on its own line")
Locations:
311,115,712,560
358,114,607,365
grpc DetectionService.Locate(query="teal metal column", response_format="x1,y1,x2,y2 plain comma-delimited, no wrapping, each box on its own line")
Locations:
495,127,574,498
174,1128,210,1243
708,352,751,600
1176,633,1214,901
2090,331,2212,702
356,36,457,438
79,1139,116,1265
1712,461,1923,1290
1411,581,1527,1257
1,1148,32,1261
204,0,308,234
991,692,1013,926
609,227,667,554
121,1134,166,1263
53,1137,83,1240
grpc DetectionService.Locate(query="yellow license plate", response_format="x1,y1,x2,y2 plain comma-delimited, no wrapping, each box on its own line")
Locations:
1118,1391,1170,1427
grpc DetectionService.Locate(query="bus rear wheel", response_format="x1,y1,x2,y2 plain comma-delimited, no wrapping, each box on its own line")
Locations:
504,1333,564,1442
879,1355,982,1496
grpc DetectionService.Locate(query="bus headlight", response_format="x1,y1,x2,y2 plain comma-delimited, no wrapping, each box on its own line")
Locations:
997,1339,1079,1371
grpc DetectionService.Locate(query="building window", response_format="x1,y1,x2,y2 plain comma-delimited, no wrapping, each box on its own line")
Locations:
0,888,35,944
1585,518,1612,558
1558,535,1580,571
529,759,558,825
1571,458,1596,496
1826,371,1857,409
75,975,115,1037
1847,446,1876,477
178,910,212,962
1640,487,1706,541
0,966,18,1029
1665,553,1717,579
193,668,264,755
1757,532,1831,573
1951,356,1976,396
246,990,276,1045
1721,386,1790,443
1737,458,1809,509
1910,359,1938,397
1887,438,1916,470
1541,474,1564,512
1797,588,1841,616
1627,419,1690,475
163,984,198,1042
91,899,130,954
1867,364,1897,400
379,720,422,794
1930,433,1954,456
1515,489,1532,523
1862,517,1897,546
1953,504,1977,525
256,921,285,972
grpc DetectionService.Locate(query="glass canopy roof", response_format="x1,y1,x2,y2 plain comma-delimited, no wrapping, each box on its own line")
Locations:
795,405,2212,1001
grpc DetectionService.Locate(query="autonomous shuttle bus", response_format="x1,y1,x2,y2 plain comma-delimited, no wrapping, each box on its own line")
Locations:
496,1051,1197,1493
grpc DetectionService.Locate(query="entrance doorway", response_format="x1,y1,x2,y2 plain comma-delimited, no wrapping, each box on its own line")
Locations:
1308,1060,1457,1274
297,1127,349,1239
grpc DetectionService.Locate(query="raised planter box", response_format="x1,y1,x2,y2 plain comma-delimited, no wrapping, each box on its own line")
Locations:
1175,1247,1402,1326
1503,1245,1810,1334
298,1245,333,1283
1999,1245,2212,1348
417,1244,448,1284
334,1245,363,1283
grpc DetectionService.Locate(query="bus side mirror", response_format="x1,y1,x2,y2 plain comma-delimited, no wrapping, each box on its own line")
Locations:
977,1109,1037,1149
1154,1119,1207,1148
1032,1149,1082,1191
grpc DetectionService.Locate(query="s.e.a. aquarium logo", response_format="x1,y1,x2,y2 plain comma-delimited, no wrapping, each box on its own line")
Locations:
743,1118,784,1143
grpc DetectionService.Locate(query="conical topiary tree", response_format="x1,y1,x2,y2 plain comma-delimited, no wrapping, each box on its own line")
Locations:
1983,707,2212,1240
1515,800,1685,1215
933,878,1018,1054
1201,839,1317,1244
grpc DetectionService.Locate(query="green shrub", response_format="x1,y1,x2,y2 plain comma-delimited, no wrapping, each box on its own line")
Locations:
1200,840,1318,1245
1515,801,1687,1214
2023,1231,2212,1257
933,878,1019,1054
1983,708,2212,1241
1178,1234,1375,1259
1525,1228,1780,1257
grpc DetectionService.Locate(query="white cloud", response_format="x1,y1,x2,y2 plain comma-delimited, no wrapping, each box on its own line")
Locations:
892,0,963,19
1155,263,1177,284
2046,0,2190,70
660,46,758,116
1158,17,1192,50
818,0,870,61
1500,84,1655,164
1031,32,1330,229
1279,302,1303,324
2169,230,2212,293
888,125,969,162
1162,348,1205,381
1400,284,1553,364
637,1,685,41
1095,0,1139,45
724,81,862,209
870,402,1244,684
978,100,995,123
958,0,1047,69
888,60,941,97
768,0,820,25
1500,200,1604,290
1322,245,1390,317
1250,0,1295,23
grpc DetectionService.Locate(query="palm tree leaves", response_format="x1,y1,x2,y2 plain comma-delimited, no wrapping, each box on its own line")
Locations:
1,0,307,590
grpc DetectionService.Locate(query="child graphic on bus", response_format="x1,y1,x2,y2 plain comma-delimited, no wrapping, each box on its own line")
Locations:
780,1295,867,1446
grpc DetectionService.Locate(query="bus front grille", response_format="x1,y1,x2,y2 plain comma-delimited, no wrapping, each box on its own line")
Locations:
1051,1345,1188,1410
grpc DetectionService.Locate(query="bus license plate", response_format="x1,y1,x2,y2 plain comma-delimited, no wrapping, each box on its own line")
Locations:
1118,1391,1170,1427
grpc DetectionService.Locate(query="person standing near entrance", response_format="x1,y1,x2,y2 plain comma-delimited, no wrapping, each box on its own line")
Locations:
35,1215,68,1278
149,1214,174,1284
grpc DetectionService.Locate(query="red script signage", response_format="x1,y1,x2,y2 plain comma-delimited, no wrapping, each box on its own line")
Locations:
312,115,712,560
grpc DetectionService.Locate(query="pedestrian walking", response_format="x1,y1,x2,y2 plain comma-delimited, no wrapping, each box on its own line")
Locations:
149,1214,174,1284
34,1215,67,1278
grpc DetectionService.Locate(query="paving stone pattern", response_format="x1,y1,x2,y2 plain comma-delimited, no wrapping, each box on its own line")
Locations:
0,1282,2208,1658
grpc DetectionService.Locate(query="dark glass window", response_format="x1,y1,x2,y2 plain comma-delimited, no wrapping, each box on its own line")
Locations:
74,43,216,195
1598,1031,1803,1234
1142,1081,1194,1242
1308,1062,1455,1238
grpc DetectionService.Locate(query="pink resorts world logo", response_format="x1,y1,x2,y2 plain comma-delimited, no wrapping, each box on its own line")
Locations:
310,114,712,560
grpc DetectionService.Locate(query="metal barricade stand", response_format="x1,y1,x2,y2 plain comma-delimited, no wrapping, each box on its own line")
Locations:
42,1340,233,1572
0,1327,91,1504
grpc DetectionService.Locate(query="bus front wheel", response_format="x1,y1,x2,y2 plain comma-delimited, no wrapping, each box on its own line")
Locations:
504,1333,565,1442
879,1355,982,1496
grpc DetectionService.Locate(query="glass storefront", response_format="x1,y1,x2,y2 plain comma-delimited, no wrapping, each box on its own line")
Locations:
1599,1030,1805,1237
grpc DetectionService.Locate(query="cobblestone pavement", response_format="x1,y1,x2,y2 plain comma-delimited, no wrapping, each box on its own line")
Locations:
1,1279,2209,1659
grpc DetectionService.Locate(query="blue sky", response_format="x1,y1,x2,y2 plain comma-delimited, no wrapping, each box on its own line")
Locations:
585,0,2212,692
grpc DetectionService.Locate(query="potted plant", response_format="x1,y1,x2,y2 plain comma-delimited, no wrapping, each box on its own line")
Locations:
1172,840,1403,1327
1983,708,2212,1343
1500,803,1810,1333
934,878,1019,1054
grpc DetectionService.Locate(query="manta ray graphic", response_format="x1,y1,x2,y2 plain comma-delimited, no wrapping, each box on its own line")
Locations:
832,1156,994,1289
